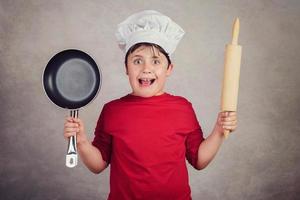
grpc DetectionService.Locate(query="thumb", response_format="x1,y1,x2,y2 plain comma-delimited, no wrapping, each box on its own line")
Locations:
73,118,84,128
217,112,223,124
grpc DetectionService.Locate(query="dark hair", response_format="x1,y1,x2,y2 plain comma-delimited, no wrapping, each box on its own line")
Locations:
124,42,172,68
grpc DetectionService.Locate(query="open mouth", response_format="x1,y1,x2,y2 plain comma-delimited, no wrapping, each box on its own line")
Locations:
138,78,156,87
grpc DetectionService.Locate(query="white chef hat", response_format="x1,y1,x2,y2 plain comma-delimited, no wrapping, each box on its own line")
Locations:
115,10,185,55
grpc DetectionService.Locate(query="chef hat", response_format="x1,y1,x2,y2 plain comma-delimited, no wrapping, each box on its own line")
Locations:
115,10,185,55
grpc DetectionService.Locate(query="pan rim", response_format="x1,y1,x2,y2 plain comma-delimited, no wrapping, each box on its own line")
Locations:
42,48,102,110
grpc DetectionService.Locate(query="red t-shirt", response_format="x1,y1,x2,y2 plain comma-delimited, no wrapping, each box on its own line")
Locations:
92,93,204,200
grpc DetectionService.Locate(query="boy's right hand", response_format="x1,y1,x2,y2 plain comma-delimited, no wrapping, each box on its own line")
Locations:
64,117,88,144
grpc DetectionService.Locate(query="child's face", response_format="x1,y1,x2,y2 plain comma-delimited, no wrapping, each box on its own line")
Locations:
126,45,173,97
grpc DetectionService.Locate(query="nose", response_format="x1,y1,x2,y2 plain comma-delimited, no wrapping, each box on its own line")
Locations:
142,62,153,74
142,70,151,74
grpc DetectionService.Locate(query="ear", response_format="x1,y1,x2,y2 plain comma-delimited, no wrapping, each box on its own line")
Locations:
166,64,174,76
125,65,129,75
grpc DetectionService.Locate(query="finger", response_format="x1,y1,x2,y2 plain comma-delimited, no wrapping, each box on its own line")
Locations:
222,122,237,128
64,122,79,128
220,116,230,122
221,112,228,117
218,112,233,125
221,111,237,117
223,116,237,122
223,124,237,130
229,112,237,116
222,126,234,131
64,127,80,133
65,116,74,122
73,118,82,124
73,118,85,129
64,132,77,139
217,115,224,124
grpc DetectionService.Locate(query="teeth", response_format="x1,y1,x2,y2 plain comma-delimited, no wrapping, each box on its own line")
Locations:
140,78,151,81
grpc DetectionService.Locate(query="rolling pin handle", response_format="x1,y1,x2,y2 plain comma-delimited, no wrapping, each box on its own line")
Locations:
224,129,230,139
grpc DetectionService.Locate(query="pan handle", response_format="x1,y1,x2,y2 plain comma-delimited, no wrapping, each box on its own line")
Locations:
66,110,78,168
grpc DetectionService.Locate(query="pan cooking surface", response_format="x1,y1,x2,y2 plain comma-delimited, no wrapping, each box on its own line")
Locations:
56,59,96,101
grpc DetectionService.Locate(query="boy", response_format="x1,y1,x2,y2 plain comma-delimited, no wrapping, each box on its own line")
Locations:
64,10,237,200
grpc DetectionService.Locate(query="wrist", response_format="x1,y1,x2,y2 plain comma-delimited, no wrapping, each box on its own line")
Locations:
77,137,89,146
213,125,224,138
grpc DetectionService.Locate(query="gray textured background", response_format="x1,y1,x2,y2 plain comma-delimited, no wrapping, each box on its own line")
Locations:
1,0,299,199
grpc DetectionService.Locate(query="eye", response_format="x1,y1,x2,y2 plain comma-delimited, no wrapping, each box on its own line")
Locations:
153,59,160,65
133,59,143,65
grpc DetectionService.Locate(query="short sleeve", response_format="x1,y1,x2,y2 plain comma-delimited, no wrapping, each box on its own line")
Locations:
184,102,204,169
92,105,112,164
185,127,204,169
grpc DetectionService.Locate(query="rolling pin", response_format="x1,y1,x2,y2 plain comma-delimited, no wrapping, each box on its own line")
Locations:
221,18,242,139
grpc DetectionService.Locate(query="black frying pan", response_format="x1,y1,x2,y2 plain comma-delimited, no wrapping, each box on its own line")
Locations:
43,49,101,168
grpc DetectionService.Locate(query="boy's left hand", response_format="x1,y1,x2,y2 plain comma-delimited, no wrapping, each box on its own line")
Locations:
215,111,238,135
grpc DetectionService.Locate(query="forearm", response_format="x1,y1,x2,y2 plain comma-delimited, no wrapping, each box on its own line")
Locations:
77,140,107,174
196,126,224,169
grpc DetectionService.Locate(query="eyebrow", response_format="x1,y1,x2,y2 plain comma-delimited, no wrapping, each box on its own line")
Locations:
131,55,160,59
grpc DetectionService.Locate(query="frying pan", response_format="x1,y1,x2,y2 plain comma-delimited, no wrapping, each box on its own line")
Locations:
43,49,101,168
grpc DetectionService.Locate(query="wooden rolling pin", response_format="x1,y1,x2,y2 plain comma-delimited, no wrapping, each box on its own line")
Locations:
221,18,242,139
